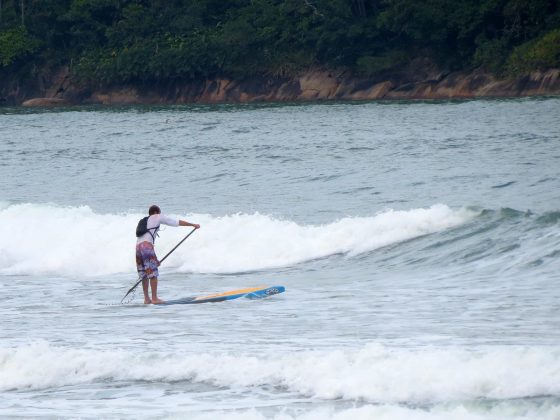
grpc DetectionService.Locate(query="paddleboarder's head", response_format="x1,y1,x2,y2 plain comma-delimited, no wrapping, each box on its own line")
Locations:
149,205,161,215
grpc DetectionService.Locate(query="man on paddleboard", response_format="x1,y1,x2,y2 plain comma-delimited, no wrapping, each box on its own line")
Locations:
136,205,200,304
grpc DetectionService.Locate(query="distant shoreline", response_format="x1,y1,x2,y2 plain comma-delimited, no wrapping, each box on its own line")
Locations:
2,65,559,107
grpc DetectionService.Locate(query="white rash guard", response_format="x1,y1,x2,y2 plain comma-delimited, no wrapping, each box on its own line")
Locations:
136,214,179,245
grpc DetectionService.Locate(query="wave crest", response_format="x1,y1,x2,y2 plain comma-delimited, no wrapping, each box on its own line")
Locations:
0,203,474,276
2,341,559,403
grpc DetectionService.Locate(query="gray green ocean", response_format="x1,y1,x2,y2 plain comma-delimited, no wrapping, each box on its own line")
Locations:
1,98,559,419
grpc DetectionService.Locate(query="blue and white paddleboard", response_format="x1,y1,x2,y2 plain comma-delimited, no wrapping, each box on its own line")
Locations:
158,285,285,305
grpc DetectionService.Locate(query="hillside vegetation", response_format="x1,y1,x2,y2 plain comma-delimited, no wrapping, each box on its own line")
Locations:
1,0,559,86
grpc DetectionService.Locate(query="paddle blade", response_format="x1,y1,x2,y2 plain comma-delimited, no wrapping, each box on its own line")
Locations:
121,278,143,304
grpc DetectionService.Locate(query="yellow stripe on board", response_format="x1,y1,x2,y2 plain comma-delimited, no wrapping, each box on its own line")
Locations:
193,286,266,301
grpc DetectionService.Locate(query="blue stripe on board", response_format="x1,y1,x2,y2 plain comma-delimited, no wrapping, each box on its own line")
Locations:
159,286,285,305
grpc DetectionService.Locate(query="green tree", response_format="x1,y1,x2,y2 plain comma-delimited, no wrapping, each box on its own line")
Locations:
0,26,39,66
506,28,560,74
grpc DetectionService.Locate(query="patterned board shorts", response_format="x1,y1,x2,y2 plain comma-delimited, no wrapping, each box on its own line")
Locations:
136,242,159,281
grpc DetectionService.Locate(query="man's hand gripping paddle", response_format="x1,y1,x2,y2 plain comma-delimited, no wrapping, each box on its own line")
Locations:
120,227,198,303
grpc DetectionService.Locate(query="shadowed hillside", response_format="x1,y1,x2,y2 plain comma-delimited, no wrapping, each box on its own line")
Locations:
1,0,559,104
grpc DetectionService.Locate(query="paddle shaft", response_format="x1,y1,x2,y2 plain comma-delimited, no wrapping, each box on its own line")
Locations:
159,227,197,264
120,227,197,303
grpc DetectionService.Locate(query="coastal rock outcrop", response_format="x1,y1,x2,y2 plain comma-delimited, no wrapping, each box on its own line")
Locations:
3,65,560,106
22,98,67,107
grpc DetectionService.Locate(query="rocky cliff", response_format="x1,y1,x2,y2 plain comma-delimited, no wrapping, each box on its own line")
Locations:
2,62,559,107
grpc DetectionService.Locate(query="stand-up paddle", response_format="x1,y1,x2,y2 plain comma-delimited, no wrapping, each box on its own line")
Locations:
120,227,197,303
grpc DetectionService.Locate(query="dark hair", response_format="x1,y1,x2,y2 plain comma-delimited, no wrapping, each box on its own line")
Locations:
148,205,161,215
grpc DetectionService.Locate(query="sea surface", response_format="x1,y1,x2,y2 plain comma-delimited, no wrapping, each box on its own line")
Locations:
1,98,559,419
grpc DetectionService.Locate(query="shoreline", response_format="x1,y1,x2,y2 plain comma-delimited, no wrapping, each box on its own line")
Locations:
3,95,560,111
2,66,559,107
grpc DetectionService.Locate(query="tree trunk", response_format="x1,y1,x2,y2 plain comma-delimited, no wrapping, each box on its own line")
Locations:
351,0,366,18
21,0,24,26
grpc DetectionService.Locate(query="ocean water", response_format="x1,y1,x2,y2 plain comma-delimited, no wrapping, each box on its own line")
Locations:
0,98,559,419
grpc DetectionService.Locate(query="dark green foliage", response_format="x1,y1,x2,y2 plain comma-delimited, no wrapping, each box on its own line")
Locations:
356,52,407,76
0,27,40,66
474,37,511,75
506,29,560,74
0,0,558,85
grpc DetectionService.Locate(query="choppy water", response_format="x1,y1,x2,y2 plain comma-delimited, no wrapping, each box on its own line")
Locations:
1,98,559,419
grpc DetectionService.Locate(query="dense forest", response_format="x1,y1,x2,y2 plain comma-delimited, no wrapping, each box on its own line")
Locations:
1,0,559,86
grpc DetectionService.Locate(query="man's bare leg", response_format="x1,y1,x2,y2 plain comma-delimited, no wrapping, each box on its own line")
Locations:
142,279,151,304
150,278,164,304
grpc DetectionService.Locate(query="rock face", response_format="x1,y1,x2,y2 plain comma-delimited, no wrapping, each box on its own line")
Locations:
74,68,560,104
22,98,67,107
2,64,560,106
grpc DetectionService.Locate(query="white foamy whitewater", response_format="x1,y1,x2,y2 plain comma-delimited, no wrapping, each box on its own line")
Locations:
1,99,559,419
0,203,473,276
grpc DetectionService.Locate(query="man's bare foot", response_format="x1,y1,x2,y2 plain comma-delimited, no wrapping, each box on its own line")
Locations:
152,297,165,304
144,298,152,304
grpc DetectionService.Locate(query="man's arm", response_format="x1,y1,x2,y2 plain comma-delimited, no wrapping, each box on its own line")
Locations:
158,214,200,229
179,220,200,229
